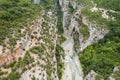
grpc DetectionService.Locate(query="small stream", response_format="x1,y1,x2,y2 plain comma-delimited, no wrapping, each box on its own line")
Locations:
61,38,83,80
57,0,84,80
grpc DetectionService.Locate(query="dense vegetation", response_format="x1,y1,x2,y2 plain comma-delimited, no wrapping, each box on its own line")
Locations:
81,8,108,29
68,2,75,13
40,0,55,10
0,0,41,46
55,44,64,79
92,0,120,11
76,18,90,38
76,0,93,7
1,0,120,80
77,0,120,11
79,0,120,79
56,0,64,34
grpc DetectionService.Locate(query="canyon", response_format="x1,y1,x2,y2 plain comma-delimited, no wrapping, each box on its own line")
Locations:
0,0,120,80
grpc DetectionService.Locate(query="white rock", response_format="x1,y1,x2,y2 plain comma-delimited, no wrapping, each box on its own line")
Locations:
0,46,3,54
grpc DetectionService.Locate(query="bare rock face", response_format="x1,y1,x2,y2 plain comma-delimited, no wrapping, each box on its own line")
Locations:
33,0,40,4
0,46,3,54
108,76,115,80
84,70,97,80
0,0,110,80
113,66,120,72
58,0,108,80
108,66,120,80
84,70,104,80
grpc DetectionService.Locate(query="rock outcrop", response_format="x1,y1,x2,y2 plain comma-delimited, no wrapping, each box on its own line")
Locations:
0,0,110,80
33,0,40,4
59,0,108,80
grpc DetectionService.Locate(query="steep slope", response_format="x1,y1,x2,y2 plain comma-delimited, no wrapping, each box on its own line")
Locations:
59,0,108,80
0,0,120,80
79,0,120,80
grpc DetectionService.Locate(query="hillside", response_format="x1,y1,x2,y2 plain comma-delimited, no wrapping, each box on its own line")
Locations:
0,0,120,80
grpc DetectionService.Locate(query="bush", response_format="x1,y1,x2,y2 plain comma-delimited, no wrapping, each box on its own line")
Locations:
92,0,120,11
30,46,44,54
0,0,41,46
56,0,64,34
79,8,120,78
55,44,64,79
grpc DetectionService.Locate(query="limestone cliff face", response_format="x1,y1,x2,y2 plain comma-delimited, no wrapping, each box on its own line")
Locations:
0,0,109,80
0,15,44,66
33,0,40,4
59,0,108,80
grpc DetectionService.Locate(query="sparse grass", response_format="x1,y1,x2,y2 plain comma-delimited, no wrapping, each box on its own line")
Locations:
1,51,34,79
80,26,89,38
76,17,89,39
0,0,41,47
58,35,66,44
76,0,93,7
30,45,44,54
112,72,120,80
95,75,103,80
81,8,109,29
